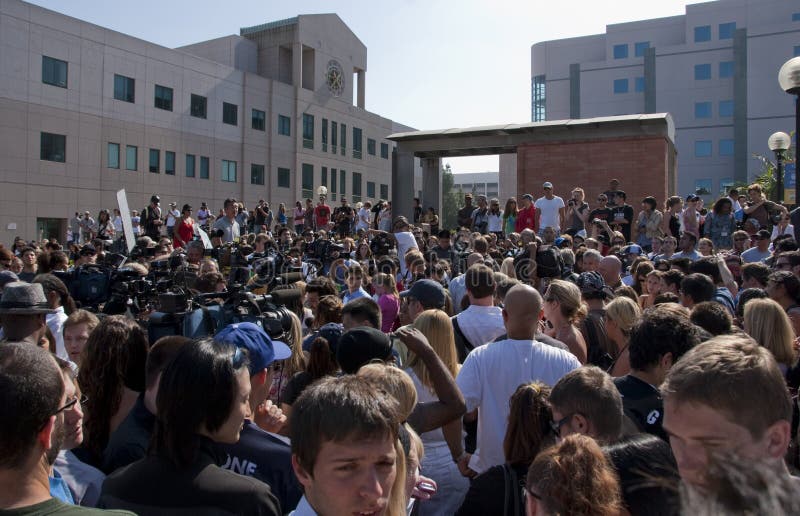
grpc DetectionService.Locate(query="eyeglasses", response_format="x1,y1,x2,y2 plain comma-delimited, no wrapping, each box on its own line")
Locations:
597,198,607,202
522,486,542,502
41,394,88,431
734,237,748,242
549,413,576,436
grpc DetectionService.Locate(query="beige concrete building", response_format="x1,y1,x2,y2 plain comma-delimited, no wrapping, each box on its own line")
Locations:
0,0,417,242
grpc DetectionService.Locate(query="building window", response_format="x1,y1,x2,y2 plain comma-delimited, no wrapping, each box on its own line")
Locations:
719,139,734,156
793,12,800,21
42,56,67,88
367,138,376,156
694,64,712,80
367,181,376,198
252,109,266,131
380,184,389,200
321,118,328,152
113,74,135,103
222,160,237,182
719,61,734,78
532,75,546,122
321,167,328,188
165,151,175,175
107,143,120,169
149,149,160,173
613,44,628,59
200,156,209,179
613,78,629,94
277,167,291,188
719,100,734,117
695,102,712,119
191,94,207,118
694,25,711,42
154,85,173,111
634,42,650,57
125,145,137,171
695,140,713,157
331,121,338,153
635,77,645,92
223,102,238,126
353,127,363,159
341,124,347,156
251,163,265,185
302,163,314,198
381,142,389,159
352,172,362,203
339,169,346,196
330,169,337,201
794,45,800,57
278,115,291,136
186,154,195,177
302,113,314,149
719,22,736,40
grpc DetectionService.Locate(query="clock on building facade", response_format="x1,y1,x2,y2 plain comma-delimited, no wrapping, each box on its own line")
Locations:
326,60,344,97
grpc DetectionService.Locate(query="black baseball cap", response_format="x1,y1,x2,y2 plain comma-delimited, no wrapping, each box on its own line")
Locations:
336,327,393,374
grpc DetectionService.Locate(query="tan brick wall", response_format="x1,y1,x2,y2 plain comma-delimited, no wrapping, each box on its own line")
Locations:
516,136,676,208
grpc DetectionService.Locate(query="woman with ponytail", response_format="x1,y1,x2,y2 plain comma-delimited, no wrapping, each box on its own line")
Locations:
543,279,589,364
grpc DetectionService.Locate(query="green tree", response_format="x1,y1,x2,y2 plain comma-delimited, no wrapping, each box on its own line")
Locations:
441,163,460,230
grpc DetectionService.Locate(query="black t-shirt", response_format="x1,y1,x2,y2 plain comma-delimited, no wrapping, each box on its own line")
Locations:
334,206,354,228
613,374,667,440
103,395,155,474
413,205,423,223
455,462,527,516
458,205,474,228
610,204,635,242
567,202,589,231
589,207,612,224
281,371,316,406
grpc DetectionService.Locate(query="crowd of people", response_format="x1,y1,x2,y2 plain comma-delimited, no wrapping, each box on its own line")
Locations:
2,177,800,515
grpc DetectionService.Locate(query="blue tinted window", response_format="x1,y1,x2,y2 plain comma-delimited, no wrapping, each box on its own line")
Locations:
695,64,712,80
694,25,711,42
719,61,734,78
613,44,628,59
719,22,736,39
635,77,645,92
792,12,800,21
695,140,712,157
634,42,650,57
719,100,734,117
695,102,712,118
795,45,800,57
719,139,734,156
613,79,629,94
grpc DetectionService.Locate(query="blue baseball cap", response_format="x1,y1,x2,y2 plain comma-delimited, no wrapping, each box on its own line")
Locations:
214,322,291,376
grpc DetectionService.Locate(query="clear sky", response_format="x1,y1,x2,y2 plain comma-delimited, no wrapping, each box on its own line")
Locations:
27,0,711,173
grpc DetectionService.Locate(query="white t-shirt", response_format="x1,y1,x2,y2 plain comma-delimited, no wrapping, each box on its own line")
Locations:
487,212,503,232
166,209,180,227
454,305,506,348
535,196,565,230
356,207,370,231
394,231,419,276
457,338,580,474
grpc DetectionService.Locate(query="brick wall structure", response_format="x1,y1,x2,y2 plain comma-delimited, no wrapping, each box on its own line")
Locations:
517,135,677,208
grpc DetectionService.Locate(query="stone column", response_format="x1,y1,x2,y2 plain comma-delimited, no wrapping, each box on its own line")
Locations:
421,157,442,217
357,69,365,108
292,42,302,88
392,148,415,222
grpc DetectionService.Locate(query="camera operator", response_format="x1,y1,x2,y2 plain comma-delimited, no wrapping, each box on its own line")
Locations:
74,243,97,268
213,198,241,243
254,199,269,233
185,241,204,268
370,216,419,278
565,187,590,235
333,197,355,239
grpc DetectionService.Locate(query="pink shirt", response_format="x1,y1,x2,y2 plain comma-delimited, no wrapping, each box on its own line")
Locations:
378,294,400,333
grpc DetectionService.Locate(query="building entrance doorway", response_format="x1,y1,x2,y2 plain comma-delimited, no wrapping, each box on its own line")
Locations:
37,217,66,242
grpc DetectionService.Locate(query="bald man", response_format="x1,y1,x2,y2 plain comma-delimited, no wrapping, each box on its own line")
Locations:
598,255,622,289
454,284,581,475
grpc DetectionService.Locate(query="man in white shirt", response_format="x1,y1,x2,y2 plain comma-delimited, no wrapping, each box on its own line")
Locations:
455,284,581,475
534,181,565,236
452,264,505,362
370,216,418,278
355,201,371,233
212,198,241,243
165,202,180,238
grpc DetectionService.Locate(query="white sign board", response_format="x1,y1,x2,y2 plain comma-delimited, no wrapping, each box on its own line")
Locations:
196,226,213,250
116,189,136,253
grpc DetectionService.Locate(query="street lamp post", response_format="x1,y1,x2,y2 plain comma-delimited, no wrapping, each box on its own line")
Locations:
768,132,791,203
778,57,800,206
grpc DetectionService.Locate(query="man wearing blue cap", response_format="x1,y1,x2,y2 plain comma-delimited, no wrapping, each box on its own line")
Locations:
213,322,303,513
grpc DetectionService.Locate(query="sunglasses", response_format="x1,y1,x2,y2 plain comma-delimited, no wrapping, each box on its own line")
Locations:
597,198,607,202
549,413,576,435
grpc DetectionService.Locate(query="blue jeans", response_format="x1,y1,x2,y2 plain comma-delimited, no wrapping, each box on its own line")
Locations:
417,443,470,516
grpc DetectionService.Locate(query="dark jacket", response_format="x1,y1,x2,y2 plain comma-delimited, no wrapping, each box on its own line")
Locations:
99,436,281,515
103,394,155,474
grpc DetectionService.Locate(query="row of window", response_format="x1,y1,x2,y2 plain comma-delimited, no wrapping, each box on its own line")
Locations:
300,163,388,203
613,77,645,94
694,139,734,158
695,100,735,119
300,113,391,160
695,61,734,80
612,41,650,59
694,22,736,43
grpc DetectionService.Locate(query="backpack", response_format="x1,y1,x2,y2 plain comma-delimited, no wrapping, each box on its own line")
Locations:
535,245,564,278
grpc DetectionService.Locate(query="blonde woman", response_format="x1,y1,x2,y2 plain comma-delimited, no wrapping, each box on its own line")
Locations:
406,309,468,515
373,272,400,332
605,296,642,377
743,298,797,377
638,270,662,310
543,280,588,364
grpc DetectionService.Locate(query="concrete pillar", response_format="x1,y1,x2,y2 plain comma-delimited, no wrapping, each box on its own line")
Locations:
292,42,302,88
644,47,656,114
421,157,442,217
392,148,415,222
569,64,580,119
357,69,365,108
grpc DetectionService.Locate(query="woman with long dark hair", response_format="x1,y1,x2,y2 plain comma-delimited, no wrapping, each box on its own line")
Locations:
704,197,737,250
99,339,280,514
32,274,76,361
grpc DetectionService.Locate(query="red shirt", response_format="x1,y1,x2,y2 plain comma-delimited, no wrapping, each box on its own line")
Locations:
173,217,195,248
515,205,538,233
314,204,331,228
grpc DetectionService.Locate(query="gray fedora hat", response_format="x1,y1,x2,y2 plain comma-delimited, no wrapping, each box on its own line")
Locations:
0,282,56,314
